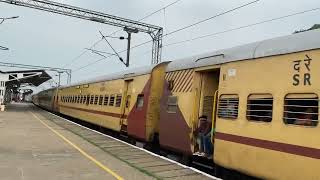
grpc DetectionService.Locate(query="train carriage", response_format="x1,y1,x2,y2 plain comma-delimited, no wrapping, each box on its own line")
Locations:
159,29,320,179
213,29,320,179
33,88,57,111
159,58,220,155
33,29,320,180
57,63,168,142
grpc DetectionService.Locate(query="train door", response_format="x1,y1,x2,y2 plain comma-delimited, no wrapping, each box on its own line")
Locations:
195,69,220,152
120,79,133,132
51,89,58,112
53,89,59,112
198,70,220,120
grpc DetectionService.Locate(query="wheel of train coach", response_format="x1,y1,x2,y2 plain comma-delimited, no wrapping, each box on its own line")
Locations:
33,30,320,180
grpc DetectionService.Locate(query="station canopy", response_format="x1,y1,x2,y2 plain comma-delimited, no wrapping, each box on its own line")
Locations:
1,69,51,90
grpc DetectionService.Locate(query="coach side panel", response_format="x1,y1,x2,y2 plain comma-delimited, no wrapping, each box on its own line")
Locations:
214,49,320,179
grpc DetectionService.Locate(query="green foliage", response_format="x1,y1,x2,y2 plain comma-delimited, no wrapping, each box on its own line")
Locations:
294,24,320,34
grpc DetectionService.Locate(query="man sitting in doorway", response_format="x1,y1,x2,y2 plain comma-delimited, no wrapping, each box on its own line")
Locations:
194,115,213,158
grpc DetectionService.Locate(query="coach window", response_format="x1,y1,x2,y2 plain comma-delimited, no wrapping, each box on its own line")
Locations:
80,95,83,104
136,94,144,109
99,95,103,105
115,94,122,107
247,94,273,122
109,95,115,106
86,95,90,105
94,95,99,105
218,94,239,120
284,93,318,127
104,95,109,105
90,95,94,105
167,96,178,113
82,95,85,104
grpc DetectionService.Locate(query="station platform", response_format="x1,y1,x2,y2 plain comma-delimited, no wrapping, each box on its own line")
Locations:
0,103,217,180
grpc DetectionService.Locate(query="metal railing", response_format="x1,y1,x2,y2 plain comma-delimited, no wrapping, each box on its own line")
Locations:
283,98,318,126
218,98,239,119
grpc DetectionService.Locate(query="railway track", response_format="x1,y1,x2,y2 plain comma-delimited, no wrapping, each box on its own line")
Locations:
33,106,218,180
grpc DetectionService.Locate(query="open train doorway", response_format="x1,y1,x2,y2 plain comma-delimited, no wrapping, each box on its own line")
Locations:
198,69,220,123
194,68,220,160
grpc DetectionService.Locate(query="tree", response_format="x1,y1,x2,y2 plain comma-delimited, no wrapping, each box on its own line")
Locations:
294,24,320,34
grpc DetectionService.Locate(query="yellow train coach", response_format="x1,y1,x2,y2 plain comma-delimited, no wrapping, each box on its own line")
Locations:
33,29,320,180
57,63,168,142
159,29,320,179
214,30,320,180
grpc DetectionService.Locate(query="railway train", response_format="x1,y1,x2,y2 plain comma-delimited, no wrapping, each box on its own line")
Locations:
33,29,320,180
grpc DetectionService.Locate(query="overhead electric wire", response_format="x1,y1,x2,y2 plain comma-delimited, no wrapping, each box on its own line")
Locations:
73,39,152,72
127,0,261,48
138,0,182,22
165,0,260,36
94,7,320,65
73,56,109,72
72,0,261,72
101,0,183,36
99,31,125,64
164,7,320,47
62,0,182,69
62,39,103,68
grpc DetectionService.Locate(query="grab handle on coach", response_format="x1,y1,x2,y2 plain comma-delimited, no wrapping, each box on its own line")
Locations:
211,90,219,144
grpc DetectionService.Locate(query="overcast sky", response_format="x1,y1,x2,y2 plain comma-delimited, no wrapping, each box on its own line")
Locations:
0,0,319,91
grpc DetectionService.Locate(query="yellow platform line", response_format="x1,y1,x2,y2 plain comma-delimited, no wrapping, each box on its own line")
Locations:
30,112,124,180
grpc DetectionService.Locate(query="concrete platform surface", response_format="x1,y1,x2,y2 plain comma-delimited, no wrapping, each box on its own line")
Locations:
0,103,153,180
0,103,217,180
